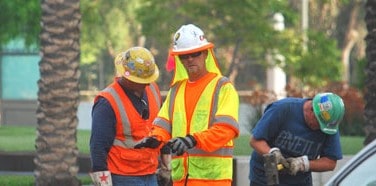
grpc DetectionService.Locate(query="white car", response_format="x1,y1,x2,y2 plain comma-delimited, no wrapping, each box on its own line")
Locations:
325,139,376,186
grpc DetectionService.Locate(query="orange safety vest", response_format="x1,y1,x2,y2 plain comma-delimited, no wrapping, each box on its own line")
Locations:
95,79,161,176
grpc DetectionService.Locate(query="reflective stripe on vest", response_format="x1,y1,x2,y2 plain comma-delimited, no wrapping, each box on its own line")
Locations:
209,77,239,130
168,76,235,181
100,83,160,148
152,82,181,133
96,81,160,175
148,83,161,108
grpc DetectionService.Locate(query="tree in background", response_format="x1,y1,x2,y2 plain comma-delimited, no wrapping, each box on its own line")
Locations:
0,1,40,49
135,0,298,89
1,1,366,91
34,0,81,185
0,0,371,141
289,0,366,84
135,0,352,90
80,0,142,90
364,0,376,145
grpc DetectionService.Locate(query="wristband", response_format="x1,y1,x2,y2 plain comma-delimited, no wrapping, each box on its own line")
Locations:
269,147,280,154
302,155,310,172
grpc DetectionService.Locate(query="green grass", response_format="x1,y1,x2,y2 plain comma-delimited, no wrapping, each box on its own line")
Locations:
0,125,366,155
0,125,90,154
0,126,366,185
234,135,253,155
0,175,34,186
0,126,91,185
0,175,92,186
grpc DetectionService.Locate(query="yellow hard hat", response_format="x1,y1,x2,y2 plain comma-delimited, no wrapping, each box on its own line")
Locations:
114,47,159,84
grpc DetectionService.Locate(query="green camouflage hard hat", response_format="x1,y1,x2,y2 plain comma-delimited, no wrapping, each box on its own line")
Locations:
312,92,345,135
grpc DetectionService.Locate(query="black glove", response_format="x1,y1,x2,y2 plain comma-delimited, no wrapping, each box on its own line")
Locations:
160,143,172,154
168,135,197,156
134,137,161,149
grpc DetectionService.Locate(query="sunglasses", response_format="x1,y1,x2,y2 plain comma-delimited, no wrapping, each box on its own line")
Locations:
178,51,202,60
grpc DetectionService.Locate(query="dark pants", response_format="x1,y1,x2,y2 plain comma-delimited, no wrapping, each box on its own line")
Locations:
112,174,158,186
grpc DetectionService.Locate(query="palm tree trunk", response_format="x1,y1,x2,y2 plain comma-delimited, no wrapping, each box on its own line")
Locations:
364,0,376,145
35,0,81,185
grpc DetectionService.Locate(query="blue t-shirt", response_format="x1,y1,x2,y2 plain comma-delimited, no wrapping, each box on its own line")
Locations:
249,98,342,185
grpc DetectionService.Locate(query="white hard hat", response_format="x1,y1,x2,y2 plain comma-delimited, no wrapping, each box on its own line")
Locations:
171,24,213,55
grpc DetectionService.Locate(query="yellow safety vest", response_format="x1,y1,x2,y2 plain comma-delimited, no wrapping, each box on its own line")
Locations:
154,75,239,182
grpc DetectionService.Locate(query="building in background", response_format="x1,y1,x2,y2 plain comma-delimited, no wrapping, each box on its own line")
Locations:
0,39,39,126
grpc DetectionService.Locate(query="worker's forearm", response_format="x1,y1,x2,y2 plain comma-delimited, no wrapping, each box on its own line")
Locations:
194,124,238,152
249,136,271,155
308,157,336,172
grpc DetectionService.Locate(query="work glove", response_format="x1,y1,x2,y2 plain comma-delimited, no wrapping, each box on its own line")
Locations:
157,144,172,186
89,170,113,186
269,147,289,169
286,155,310,175
134,137,161,149
168,134,197,156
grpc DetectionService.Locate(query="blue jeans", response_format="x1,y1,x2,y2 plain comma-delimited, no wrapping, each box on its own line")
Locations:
112,174,158,186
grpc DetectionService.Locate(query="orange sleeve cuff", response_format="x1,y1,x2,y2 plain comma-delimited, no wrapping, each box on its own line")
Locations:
151,125,171,143
193,124,238,152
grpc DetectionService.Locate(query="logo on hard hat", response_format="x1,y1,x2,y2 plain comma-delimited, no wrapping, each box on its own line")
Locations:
175,33,181,42
318,95,333,121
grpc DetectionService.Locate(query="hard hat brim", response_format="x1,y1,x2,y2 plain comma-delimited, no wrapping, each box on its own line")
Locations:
171,43,214,55
123,65,160,84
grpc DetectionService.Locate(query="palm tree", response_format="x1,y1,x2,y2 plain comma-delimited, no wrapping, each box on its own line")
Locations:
34,0,81,185
364,0,376,145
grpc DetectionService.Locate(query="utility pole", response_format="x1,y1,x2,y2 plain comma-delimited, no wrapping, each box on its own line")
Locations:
302,0,309,52
266,13,286,99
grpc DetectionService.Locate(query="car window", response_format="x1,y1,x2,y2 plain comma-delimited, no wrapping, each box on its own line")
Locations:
338,153,376,186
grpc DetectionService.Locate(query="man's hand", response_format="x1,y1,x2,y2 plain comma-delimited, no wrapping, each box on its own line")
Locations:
89,170,112,186
134,137,161,149
156,167,172,186
157,144,172,186
168,135,197,156
286,155,310,175
269,148,289,168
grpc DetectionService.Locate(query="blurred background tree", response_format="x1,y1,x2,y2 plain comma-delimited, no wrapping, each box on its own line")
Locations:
0,1,40,48
364,0,376,145
0,0,372,142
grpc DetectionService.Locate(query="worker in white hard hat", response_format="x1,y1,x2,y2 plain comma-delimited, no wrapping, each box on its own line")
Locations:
90,47,162,186
135,24,240,186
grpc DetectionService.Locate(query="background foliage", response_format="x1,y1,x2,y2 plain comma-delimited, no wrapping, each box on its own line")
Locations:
0,0,367,135
1,0,365,90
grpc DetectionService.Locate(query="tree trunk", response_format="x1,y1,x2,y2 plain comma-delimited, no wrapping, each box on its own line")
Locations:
341,1,360,83
35,0,81,185
364,0,376,145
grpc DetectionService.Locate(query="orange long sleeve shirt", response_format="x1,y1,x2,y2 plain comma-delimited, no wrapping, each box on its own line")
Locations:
185,73,238,152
